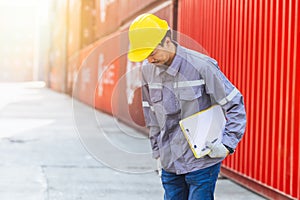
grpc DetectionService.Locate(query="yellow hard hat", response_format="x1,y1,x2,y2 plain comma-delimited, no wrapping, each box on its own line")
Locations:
128,13,169,62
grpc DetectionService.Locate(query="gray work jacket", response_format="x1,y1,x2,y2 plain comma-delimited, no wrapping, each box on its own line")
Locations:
141,45,246,174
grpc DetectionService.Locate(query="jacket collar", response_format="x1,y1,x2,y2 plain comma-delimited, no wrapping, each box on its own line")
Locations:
155,44,184,77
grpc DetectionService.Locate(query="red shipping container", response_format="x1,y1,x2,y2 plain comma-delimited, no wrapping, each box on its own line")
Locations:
81,0,97,47
66,0,82,94
178,0,300,199
119,0,160,23
48,0,68,92
94,0,165,40
94,0,120,39
68,44,94,96
94,33,121,114
72,31,120,114
72,42,98,106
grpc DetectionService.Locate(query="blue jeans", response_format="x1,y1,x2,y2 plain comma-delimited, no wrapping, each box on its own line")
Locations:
161,162,221,200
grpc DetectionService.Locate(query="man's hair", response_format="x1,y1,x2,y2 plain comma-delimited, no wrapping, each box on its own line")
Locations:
160,30,174,45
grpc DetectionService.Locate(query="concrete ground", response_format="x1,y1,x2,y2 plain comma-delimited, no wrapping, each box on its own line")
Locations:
0,82,267,200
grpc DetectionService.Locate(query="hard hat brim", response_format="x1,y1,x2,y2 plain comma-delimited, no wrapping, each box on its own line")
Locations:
128,48,154,62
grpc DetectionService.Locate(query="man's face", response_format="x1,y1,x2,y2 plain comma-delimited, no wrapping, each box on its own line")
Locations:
146,44,171,67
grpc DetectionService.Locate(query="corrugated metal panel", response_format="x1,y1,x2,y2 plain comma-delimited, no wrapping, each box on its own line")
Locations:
95,0,120,39
119,0,160,23
72,44,98,106
81,0,96,48
94,33,121,114
94,0,163,40
178,0,299,199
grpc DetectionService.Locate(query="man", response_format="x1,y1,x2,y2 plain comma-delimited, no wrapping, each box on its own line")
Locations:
128,13,246,200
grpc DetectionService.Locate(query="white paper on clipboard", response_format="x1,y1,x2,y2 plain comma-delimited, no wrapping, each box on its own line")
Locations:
179,105,226,158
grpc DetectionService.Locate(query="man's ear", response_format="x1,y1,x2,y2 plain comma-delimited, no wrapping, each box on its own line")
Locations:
164,37,172,47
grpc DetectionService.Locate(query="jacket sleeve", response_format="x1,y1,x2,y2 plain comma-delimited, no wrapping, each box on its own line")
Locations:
202,59,247,150
141,71,160,159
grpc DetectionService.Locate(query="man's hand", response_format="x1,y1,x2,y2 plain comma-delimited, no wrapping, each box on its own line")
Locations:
206,142,229,158
156,157,162,177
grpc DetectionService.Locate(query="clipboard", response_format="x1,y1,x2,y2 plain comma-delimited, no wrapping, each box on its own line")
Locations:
179,105,226,158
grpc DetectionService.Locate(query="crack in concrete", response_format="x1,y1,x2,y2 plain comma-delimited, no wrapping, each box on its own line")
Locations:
40,165,50,200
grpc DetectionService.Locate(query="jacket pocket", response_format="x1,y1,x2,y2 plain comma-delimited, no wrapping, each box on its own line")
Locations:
149,88,162,103
178,84,205,118
178,85,203,101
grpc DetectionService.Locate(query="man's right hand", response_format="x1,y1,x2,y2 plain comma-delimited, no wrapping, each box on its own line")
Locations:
156,157,162,177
